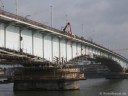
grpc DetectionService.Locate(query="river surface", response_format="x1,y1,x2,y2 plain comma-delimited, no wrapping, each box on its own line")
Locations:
0,78,128,96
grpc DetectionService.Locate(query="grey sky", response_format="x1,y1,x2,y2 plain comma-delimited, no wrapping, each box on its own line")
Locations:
1,0,128,57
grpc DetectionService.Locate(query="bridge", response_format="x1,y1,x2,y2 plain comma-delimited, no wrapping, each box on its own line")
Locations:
0,9,128,90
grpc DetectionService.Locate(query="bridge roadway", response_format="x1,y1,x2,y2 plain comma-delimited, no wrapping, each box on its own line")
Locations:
0,9,128,90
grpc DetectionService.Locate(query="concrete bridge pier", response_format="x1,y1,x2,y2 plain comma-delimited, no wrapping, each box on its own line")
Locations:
13,80,79,91
12,67,85,91
106,72,128,79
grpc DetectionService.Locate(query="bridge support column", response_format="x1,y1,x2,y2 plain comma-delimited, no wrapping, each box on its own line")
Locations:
32,31,34,55
58,37,61,61
51,36,53,62
65,40,68,62
4,24,8,48
19,28,22,52
13,80,79,91
42,34,44,58
13,67,85,91
106,72,128,79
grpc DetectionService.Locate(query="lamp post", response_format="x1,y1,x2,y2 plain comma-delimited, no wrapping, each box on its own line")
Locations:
16,0,18,15
50,5,53,27
82,24,84,36
65,14,68,24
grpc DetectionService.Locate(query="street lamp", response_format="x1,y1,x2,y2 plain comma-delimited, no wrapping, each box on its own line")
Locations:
65,14,68,24
50,5,53,27
82,24,84,36
15,0,18,15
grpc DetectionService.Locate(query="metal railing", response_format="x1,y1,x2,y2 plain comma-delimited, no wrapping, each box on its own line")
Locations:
0,9,64,34
0,9,107,45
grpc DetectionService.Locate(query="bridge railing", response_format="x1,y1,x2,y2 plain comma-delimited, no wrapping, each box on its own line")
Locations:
0,9,65,35
0,9,100,44
0,9,83,40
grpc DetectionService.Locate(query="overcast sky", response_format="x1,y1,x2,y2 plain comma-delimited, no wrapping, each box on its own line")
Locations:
1,0,128,57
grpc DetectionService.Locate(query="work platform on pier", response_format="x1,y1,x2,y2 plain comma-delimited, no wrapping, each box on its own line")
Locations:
13,67,85,91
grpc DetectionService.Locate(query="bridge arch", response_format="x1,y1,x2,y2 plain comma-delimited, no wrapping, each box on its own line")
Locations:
66,55,125,72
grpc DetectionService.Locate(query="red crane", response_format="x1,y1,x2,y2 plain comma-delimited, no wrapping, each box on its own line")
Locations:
63,22,72,47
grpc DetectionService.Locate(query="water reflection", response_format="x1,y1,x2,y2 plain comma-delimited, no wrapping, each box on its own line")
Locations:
80,79,127,96
0,79,127,96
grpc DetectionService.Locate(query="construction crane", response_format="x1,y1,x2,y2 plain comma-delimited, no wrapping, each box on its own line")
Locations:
63,22,72,33
63,22,72,46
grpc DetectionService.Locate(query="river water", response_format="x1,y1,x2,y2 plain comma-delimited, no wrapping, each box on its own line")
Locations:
0,78,128,96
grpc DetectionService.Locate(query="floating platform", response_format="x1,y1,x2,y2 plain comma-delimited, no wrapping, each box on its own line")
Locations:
13,67,85,91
